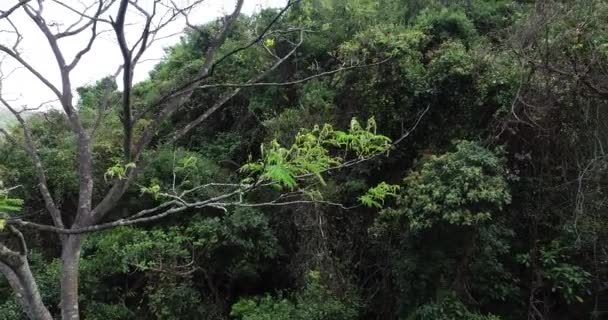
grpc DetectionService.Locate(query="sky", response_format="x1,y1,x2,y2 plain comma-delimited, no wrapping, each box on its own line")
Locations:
0,0,285,111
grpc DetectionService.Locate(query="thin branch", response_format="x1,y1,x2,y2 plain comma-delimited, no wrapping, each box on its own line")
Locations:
7,226,27,256
66,0,105,70
156,0,301,106
196,58,391,90
0,45,61,98
11,186,242,234
294,104,430,181
55,0,115,38
12,104,429,235
0,1,31,20
0,97,65,230
168,29,307,143
49,0,112,24
56,0,97,37
0,241,20,266
90,0,246,222
215,200,358,210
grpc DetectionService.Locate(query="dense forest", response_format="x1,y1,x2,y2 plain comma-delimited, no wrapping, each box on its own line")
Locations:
0,0,607,319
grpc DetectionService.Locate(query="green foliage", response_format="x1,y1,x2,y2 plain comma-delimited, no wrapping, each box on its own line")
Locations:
147,284,219,320
0,186,22,230
467,0,521,34
138,147,229,202
82,207,277,276
140,183,161,200
104,162,136,182
82,302,133,320
360,182,400,208
2,1,606,319
381,141,510,231
197,132,243,162
0,189,23,213
76,77,118,112
231,295,295,320
231,271,359,320
0,299,23,320
426,41,475,88
407,292,501,320
469,224,518,303
517,240,592,304
414,7,477,47
338,24,427,62
241,118,391,189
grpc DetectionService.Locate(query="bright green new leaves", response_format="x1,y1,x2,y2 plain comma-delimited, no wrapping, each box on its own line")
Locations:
140,184,161,200
263,37,275,48
360,182,400,209
241,118,391,189
104,162,136,182
0,187,22,231
338,117,392,156
384,141,511,231
0,192,23,213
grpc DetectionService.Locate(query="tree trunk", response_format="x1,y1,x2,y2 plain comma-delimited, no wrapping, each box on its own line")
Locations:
60,235,83,320
0,260,52,320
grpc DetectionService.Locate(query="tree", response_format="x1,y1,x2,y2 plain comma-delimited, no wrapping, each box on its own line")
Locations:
371,140,512,318
2,1,605,319
0,1,397,319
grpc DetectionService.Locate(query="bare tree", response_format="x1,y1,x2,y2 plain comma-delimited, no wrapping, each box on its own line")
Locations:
0,1,400,319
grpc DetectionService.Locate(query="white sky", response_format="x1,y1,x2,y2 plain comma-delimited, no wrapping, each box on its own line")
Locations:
0,0,285,110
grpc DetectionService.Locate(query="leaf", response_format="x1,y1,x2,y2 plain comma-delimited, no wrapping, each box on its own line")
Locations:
359,182,400,208
264,164,296,189
0,195,23,213
141,184,161,200
240,118,391,189
264,38,275,48
105,162,135,181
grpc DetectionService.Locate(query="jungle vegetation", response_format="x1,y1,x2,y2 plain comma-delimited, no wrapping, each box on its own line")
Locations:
0,0,607,319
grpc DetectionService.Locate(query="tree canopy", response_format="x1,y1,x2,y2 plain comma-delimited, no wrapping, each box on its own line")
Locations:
1,0,608,319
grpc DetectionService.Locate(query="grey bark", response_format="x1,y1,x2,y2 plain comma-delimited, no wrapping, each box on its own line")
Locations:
0,259,52,320
60,236,83,320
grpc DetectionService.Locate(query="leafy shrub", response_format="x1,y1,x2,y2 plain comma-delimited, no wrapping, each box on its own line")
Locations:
407,292,501,320
380,140,510,231
231,271,359,320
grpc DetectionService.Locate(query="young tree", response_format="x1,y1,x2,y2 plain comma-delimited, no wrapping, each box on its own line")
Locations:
0,1,400,319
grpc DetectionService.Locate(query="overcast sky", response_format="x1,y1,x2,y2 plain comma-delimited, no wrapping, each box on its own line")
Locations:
0,0,285,110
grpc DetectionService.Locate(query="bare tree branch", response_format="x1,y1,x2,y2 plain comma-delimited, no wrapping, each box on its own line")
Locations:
66,0,107,70
196,58,391,90
90,0,245,223
55,0,115,38
21,0,96,228
0,72,64,230
0,44,62,97
156,0,301,106
0,0,31,20
50,0,112,24
168,29,307,143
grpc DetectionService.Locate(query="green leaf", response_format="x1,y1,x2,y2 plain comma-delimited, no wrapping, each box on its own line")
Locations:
264,164,296,189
